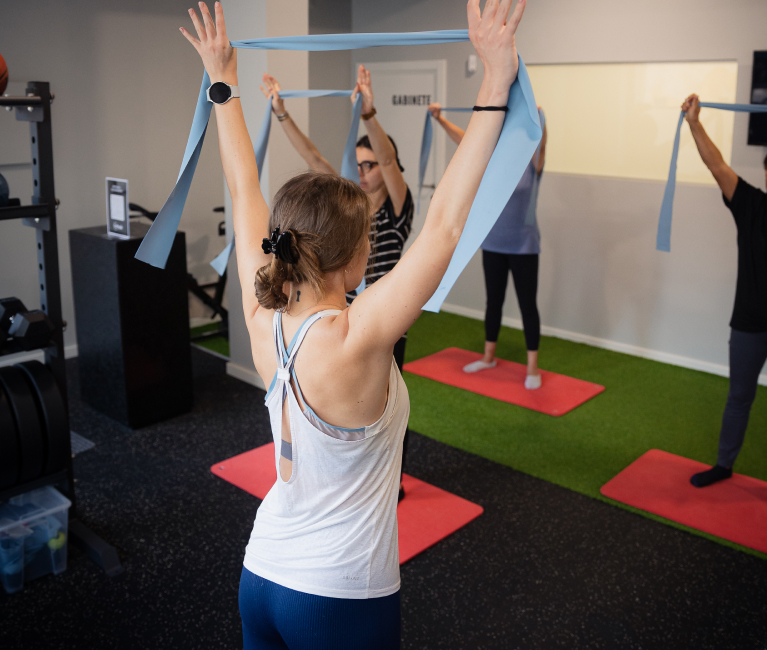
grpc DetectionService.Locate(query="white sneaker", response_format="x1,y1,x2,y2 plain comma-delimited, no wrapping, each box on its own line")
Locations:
525,373,542,390
463,359,497,373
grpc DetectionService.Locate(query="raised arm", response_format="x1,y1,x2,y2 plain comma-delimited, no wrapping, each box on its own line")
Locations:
260,75,336,175
348,0,528,352
181,1,272,323
428,103,466,146
355,66,409,215
683,94,738,201
430,102,546,173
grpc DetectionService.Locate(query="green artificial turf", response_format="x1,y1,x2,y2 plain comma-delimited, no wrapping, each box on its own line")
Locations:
190,323,230,358
403,311,767,559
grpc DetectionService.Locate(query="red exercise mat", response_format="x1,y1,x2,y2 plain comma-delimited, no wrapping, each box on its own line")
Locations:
403,347,604,416
601,449,767,554
211,443,484,564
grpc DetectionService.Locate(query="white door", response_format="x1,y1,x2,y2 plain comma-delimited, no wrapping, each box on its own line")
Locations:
356,60,447,250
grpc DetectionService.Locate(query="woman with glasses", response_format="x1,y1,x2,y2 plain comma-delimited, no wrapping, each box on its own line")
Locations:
261,65,414,501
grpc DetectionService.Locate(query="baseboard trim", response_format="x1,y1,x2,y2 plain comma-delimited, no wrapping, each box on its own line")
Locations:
0,343,79,368
190,316,222,329
439,302,767,386
190,343,229,361
226,360,266,391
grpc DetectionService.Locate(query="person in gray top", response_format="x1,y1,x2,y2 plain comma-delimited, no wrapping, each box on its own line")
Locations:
429,103,547,389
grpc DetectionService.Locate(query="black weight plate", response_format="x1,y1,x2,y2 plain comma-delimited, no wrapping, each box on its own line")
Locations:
0,366,44,482
16,361,70,475
0,384,20,489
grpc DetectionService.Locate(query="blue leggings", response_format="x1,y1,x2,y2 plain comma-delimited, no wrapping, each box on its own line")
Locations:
239,567,401,650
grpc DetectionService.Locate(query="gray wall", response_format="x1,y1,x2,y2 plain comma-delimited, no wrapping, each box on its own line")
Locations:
352,0,767,377
0,0,224,355
309,0,353,169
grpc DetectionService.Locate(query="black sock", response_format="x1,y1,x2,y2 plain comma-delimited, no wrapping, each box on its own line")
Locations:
690,465,732,488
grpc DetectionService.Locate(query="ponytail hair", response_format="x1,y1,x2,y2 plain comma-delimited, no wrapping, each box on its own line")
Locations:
255,172,371,311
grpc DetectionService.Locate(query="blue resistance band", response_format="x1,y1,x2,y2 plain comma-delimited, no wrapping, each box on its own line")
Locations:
230,30,470,51
423,61,540,312
657,102,767,252
135,29,541,314
523,108,545,227
135,31,472,270
418,107,473,214
209,89,362,276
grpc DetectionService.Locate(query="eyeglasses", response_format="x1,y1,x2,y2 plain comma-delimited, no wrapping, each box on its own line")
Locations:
357,161,379,174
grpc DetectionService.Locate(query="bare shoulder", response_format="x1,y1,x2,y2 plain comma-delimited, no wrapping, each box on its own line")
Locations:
298,308,351,349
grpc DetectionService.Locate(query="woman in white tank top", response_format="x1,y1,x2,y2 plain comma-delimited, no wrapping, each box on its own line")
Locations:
180,2,529,648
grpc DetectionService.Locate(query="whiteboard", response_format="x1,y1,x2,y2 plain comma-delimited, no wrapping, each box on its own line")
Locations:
526,61,739,186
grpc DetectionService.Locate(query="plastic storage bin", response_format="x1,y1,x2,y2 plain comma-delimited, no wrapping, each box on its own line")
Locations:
0,486,71,594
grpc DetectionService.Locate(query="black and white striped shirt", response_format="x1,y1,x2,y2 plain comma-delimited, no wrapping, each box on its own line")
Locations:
346,188,414,305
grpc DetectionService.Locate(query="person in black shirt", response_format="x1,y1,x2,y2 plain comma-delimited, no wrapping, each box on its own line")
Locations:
682,94,767,487
261,67,414,500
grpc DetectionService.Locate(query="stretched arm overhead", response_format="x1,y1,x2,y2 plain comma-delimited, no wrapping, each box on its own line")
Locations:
260,75,336,174
428,103,467,146
354,66,409,215
347,0,528,355
683,94,738,201
181,1,272,324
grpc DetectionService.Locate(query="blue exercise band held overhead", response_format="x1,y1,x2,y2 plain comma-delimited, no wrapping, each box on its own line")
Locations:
136,29,542,314
657,102,767,252
209,88,362,276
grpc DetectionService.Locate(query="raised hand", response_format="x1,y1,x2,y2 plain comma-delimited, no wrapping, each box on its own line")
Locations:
467,0,526,94
260,74,286,115
428,103,442,119
180,2,236,83
682,94,701,124
352,65,375,114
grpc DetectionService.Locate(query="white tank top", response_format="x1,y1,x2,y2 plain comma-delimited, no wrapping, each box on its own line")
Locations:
243,309,410,599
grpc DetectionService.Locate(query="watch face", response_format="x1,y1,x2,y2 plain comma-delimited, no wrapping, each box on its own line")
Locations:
209,82,231,104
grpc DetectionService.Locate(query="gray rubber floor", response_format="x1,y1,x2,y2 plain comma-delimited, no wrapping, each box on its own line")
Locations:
1,349,765,649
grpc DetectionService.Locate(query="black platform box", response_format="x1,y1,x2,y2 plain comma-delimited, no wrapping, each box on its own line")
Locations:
69,223,192,428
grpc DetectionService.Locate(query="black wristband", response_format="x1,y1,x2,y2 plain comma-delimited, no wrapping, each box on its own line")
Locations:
472,105,509,112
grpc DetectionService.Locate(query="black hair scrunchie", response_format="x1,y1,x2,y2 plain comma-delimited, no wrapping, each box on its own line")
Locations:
262,227,299,264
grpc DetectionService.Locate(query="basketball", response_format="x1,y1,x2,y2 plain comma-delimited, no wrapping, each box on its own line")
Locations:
0,53,7,95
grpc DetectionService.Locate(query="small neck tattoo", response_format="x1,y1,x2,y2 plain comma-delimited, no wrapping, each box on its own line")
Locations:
296,291,301,302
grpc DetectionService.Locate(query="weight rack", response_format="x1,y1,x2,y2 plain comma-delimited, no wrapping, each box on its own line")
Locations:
0,81,122,577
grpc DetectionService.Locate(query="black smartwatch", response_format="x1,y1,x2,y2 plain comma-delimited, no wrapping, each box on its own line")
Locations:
206,81,240,105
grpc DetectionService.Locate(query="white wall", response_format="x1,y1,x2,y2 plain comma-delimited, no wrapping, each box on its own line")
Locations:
0,0,225,355
352,0,767,379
